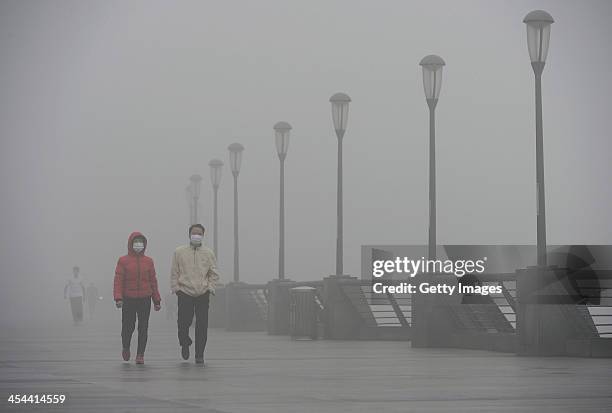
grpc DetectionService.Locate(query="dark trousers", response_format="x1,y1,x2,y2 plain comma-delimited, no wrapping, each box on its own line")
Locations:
70,297,83,322
121,297,151,355
177,291,210,358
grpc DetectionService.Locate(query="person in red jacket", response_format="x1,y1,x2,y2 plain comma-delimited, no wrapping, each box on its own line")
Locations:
113,232,161,364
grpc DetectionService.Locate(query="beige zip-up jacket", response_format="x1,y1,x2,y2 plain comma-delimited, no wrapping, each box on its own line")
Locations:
171,244,220,297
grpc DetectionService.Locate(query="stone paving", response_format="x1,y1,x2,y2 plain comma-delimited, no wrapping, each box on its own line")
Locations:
1,317,612,412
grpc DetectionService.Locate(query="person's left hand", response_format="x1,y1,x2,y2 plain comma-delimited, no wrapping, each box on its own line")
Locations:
154,303,161,311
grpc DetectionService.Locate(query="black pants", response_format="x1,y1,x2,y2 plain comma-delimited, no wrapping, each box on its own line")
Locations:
121,297,151,355
177,291,210,358
70,297,83,323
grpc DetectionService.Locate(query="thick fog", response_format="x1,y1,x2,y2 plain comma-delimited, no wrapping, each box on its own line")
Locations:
1,0,611,327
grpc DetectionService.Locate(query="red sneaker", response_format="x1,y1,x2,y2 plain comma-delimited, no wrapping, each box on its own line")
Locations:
135,354,144,364
122,349,130,361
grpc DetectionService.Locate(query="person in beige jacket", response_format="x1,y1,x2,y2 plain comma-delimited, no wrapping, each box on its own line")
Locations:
171,224,220,365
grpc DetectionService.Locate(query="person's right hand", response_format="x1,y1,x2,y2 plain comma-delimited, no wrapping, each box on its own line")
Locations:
115,300,123,309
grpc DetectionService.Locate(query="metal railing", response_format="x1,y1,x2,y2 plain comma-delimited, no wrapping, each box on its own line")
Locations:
338,279,411,328
587,306,612,337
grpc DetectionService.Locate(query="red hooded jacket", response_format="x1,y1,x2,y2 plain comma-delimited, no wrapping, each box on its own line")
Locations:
113,232,161,304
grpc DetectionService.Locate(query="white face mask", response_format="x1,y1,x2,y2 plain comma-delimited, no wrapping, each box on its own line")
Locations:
190,234,203,247
132,241,145,253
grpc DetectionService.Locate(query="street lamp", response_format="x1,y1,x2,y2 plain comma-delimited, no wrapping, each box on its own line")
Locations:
228,143,244,282
419,55,445,260
208,159,223,258
524,10,554,267
185,185,193,225
274,121,292,280
189,174,202,225
330,92,351,276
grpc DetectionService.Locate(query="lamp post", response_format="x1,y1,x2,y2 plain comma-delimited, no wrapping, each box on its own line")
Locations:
228,143,244,283
274,121,292,280
419,55,445,260
189,174,202,225
208,159,223,258
329,93,351,276
524,10,554,267
185,185,193,225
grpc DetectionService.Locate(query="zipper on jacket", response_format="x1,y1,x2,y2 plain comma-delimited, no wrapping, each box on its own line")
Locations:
136,255,141,295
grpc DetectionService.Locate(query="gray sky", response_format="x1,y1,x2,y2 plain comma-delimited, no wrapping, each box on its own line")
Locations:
1,0,611,324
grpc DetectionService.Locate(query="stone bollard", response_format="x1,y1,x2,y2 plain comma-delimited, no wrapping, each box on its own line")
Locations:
224,281,249,331
208,285,226,328
267,279,294,335
516,265,578,356
321,275,362,339
411,273,461,348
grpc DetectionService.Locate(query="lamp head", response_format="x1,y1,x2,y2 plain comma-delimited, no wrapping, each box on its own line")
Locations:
189,174,202,197
228,143,245,175
419,55,445,102
329,92,351,139
523,10,554,64
208,159,223,187
274,121,292,159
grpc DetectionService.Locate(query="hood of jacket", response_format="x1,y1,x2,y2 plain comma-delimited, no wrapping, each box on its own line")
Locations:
127,231,147,256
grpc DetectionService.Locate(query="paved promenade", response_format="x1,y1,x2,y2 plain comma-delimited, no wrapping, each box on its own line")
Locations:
1,317,612,412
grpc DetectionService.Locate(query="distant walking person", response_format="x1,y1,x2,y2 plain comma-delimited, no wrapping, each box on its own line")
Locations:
113,232,161,365
64,266,85,324
86,282,100,319
171,224,220,365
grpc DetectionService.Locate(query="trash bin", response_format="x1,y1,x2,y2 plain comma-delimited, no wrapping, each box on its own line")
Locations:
290,286,318,340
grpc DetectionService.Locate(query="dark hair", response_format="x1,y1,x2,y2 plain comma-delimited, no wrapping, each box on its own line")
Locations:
189,224,205,235
132,235,146,244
